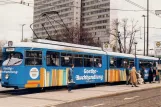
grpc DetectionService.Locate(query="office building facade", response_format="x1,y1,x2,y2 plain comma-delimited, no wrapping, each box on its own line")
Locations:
33,0,110,43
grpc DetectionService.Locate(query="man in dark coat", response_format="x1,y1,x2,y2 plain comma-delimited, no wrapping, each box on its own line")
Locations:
153,67,157,83
68,64,74,92
140,66,146,84
148,67,153,83
126,65,130,85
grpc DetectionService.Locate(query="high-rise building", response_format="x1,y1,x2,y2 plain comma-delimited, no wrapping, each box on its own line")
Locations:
33,0,110,43
33,0,81,39
81,0,110,43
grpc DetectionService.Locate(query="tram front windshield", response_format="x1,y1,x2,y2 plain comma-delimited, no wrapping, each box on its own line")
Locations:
2,52,23,66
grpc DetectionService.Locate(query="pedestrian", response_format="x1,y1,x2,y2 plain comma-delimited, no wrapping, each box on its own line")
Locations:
148,66,153,83
153,67,156,83
136,71,144,84
155,67,160,83
140,66,146,84
157,63,161,83
158,68,161,83
67,64,74,92
126,65,130,85
130,67,138,87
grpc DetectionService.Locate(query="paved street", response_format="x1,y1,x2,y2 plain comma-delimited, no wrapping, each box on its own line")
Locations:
56,86,161,107
0,83,161,107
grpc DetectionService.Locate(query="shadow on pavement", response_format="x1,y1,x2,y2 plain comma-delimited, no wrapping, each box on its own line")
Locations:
0,82,126,96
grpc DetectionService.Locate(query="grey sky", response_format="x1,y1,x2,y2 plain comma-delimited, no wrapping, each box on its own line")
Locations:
117,0,161,54
0,0,161,53
0,0,33,41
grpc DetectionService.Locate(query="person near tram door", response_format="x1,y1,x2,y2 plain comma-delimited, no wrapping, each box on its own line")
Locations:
126,65,130,85
153,67,157,83
130,67,138,87
148,67,153,83
67,64,75,92
140,66,146,84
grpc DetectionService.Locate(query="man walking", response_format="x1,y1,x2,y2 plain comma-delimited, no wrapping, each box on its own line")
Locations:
68,64,74,92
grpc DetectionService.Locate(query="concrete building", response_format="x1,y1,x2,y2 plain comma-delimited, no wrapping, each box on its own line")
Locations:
81,0,110,43
33,0,81,39
33,0,111,43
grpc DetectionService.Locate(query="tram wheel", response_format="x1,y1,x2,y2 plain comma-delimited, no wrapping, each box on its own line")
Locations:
40,87,46,92
14,87,19,90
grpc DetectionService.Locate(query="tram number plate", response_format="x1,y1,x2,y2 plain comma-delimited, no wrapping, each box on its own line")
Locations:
6,48,15,52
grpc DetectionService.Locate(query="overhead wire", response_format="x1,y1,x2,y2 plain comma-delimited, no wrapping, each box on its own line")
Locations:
124,0,161,18
0,0,33,7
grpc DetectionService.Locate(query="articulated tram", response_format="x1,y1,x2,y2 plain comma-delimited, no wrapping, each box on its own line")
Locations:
0,39,158,89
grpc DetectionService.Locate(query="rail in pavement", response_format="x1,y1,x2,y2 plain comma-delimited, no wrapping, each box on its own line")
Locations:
0,83,161,107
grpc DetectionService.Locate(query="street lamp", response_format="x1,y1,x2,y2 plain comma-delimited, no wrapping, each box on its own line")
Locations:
142,15,146,56
147,0,149,56
134,41,138,68
22,24,26,41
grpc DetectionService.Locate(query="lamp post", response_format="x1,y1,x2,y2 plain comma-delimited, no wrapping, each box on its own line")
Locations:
134,41,138,68
147,0,149,56
22,24,26,41
142,15,146,56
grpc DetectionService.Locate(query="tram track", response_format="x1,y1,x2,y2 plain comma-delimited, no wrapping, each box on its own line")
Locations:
112,94,161,107
56,87,161,107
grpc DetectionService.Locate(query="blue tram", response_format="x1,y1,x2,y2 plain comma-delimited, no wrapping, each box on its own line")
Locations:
0,39,158,89
135,55,158,80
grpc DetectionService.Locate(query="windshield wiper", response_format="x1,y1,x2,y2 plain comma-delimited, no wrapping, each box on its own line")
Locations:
6,58,12,66
11,60,22,66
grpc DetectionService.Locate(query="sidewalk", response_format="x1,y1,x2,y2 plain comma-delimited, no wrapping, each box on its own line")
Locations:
0,83,161,107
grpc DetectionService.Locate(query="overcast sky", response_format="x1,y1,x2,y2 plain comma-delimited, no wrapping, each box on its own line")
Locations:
0,0,161,54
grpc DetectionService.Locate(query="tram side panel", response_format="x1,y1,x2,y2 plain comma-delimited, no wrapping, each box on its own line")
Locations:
24,51,107,88
105,55,130,83
74,55,107,85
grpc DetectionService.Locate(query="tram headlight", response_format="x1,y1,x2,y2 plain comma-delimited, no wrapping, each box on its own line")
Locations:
5,74,9,80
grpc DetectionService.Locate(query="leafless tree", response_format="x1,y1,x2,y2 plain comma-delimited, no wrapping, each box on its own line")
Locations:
0,40,7,59
109,18,140,54
54,26,101,47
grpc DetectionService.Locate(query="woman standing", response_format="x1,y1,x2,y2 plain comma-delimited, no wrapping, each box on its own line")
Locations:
130,67,138,87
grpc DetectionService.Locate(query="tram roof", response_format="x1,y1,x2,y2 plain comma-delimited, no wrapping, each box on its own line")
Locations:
4,40,106,55
136,55,158,60
33,39,102,51
106,52,135,58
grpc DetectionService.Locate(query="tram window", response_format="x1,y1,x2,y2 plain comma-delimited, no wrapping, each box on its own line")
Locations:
153,61,157,66
61,53,72,67
84,55,93,67
3,52,23,60
128,59,134,68
25,51,42,66
94,56,102,67
110,57,116,68
73,54,83,67
116,58,124,68
46,51,60,66
122,58,128,67
139,60,152,68
2,52,23,66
